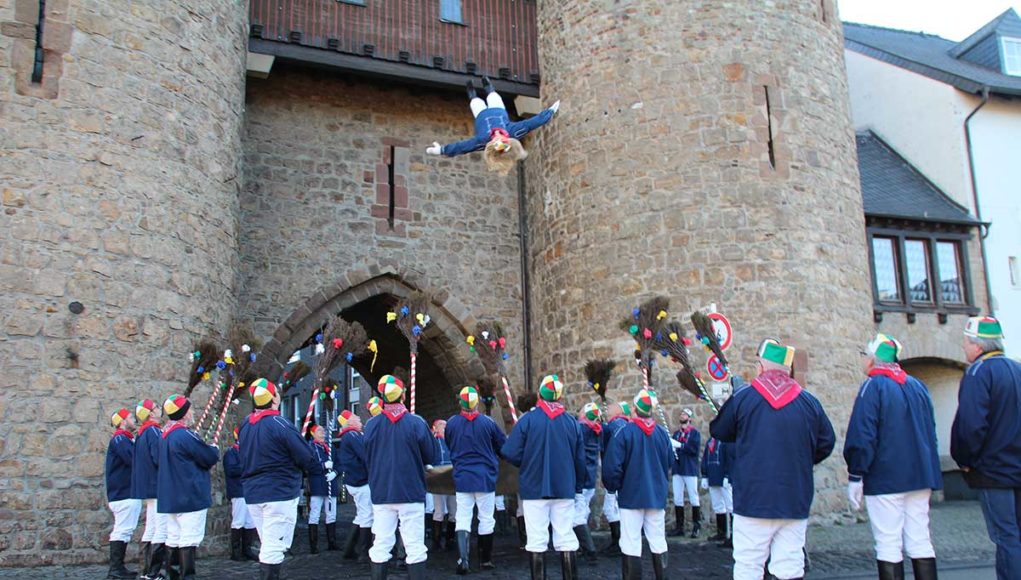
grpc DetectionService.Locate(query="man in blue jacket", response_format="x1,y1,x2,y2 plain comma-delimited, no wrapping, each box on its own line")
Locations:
106,407,141,579
573,402,602,563
306,424,339,554
502,374,586,580
670,408,702,538
131,399,166,579
711,339,835,580
445,385,508,573
844,333,941,580
701,435,734,544
223,426,258,562
364,374,436,580
240,379,315,580
599,400,632,555
951,317,1021,580
603,389,673,580
335,409,372,561
158,395,220,580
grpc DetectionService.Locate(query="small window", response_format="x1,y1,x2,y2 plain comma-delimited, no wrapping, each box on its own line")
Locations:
905,239,932,303
1002,37,1021,76
440,0,463,24
867,226,975,313
872,236,901,302
1010,256,1020,287
937,242,964,303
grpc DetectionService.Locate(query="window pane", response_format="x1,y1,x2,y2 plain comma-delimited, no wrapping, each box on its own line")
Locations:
937,241,964,303
1004,38,1021,76
905,239,932,303
872,236,900,302
440,0,462,23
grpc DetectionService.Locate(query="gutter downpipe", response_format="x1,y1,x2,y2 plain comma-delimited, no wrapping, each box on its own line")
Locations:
516,163,534,397
964,86,994,315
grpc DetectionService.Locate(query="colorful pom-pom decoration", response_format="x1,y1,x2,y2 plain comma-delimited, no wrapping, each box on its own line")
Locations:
400,306,410,316
216,360,227,370
249,353,257,362
466,335,475,345
387,312,397,323
657,310,668,320
196,365,205,374
642,328,653,339
498,337,507,349
632,307,641,319
332,338,343,349
346,352,354,362
629,325,639,335
502,353,509,360
412,325,422,337
669,332,679,342
242,344,251,353
488,340,498,349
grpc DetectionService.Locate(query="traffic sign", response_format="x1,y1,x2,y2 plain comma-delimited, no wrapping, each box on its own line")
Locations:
706,354,730,381
708,312,733,351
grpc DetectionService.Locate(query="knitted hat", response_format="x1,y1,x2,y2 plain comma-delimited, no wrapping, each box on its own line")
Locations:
338,409,355,428
633,389,657,417
367,396,383,417
582,402,601,422
111,408,131,428
135,399,157,422
867,333,903,363
163,395,191,421
619,401,632,416
249,378,277,408
538,374,563,401
458,386,480,410
965,316,1004,339
378,375,404,404
758,339,795,367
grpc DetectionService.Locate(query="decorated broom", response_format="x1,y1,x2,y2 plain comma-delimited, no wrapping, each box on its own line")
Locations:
301,316,369,437
187,341,222,431
655,320,719,414
210,325,260,446
280,360,311,396
467,321,518,424
691,310,729,369
620,296,671,426
386,292,431,414
583,359,615,418
477,375,497,416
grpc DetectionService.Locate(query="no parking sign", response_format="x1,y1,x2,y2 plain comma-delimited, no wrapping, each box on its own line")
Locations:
706,354,729,381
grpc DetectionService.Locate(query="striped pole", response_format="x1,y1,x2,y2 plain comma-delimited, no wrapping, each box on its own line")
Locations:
195,385,221,433
409,352,417,414
500,375,519,424
210,382,239,446
300,389,320,438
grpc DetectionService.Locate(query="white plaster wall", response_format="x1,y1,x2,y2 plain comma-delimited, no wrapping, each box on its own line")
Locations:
902,361,964,459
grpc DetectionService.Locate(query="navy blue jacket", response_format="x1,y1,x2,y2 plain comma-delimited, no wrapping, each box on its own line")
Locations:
157,425,219,513
441,106,556,157
239,411,316,505
363,409,436,504
445,412,507,493
601,416,630,459
602,420,673,509
951,354,1021,488
308,441,335,497
844,373,943,495
106,431,134,502
671,427,701,476
700,438,733,487
501,404,586,500
130,422,161,499
710,383,835,519
578,421,601,490
223,445,244,500
336,429,369,488
433,436,452,466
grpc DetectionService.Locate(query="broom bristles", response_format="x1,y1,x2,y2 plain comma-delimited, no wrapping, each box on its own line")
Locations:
393,292,431,354
690,311,728,367
620,296,671,370
282,360,312,394
186,340,220,395
583,359,615,402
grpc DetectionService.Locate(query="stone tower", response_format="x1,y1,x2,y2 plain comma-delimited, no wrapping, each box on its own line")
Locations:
526,0,873,513
0,0,248,564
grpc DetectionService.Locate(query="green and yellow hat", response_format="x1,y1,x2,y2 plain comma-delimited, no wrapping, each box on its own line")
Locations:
965,316,1004,339
867,333,902,363
458,386,480,410
758,339,795,367
377,375,404,403
135,399,157,422
619,401,632,417
633,389,657,417
538,374,563,401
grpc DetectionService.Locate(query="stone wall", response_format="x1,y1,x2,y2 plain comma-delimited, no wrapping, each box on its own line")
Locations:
527,0,873,518
0,0,248,565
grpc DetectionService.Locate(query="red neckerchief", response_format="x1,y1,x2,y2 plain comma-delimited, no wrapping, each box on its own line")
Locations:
231,443,239,451
161,422,187,439
708,438,717,454
314,440,330,453
580,418,602,435
751,369,803,410
248,409,280,425
383,403,408,423
632,416,657,436
339,427,361,438
537,400,565,419
674,425,692,442
112,429,133,441
138,420,160,436
460,410,480,422
868,363,907,385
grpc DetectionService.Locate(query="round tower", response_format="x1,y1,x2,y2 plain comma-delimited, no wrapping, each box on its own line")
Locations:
526,0,872,513
0,0,247,563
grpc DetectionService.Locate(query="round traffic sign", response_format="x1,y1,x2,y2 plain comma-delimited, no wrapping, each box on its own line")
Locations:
706,354,730,382
708,312,733,351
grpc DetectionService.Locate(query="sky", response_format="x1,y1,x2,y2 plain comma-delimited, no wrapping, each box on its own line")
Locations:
839,0,1021,41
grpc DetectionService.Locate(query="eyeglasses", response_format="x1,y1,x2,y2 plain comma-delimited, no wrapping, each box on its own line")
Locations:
858,350,868,357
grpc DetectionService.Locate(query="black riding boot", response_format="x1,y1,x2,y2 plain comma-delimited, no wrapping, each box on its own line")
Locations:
446,520,456,551
107,540,136,579
622,555,642,580
259,563,281,580
480,533,495,570
911,557,937,580
147,543,166,579
341,525,359,559
721,514,734,548
669,506,685,536
431,519,444,552
878,560,905,580
573,525,597,562
358,528,372,563
166,547,180,580
530,551,546,580
709,513,727,542
518,516,528,549
229,528,243,561
179,546,196,580
496,510,509,534
690,506,702,538
326,522,339,551
466,80,478,101
243,528,260,560
308,523,319,554
601,521,621,556
560,550,578,580
407,561,427,580
370,562,389,580
456,530,471,575
140,541,151,576
652,552,669,580
482,76,496,95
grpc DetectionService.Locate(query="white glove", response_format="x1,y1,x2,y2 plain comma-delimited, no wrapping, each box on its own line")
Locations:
324,461,333,470
669,438,683,449
325,471,337,482
848,480,863,510
425,464,434,472
700,479,709,490
426,142,441,156
722,478,731,489
550,100,561,115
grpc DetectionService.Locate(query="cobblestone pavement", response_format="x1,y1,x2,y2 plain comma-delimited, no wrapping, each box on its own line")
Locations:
0,502,994,579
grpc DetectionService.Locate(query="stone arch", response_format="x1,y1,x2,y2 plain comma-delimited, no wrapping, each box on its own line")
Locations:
900,356,965,461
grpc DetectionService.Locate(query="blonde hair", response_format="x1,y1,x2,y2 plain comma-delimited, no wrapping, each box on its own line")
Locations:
484,137,527,175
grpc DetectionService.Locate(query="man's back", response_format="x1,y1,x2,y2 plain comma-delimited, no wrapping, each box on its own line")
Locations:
239,411,313,505
952,354,1021,488
501,405,585,500
363,411,434,504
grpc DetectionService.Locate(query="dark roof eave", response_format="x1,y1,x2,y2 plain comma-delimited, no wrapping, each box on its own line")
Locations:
863,211,985,227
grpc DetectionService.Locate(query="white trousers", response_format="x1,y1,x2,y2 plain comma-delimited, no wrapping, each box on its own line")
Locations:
346,484,374,528
620,508,667,556
495,495,506,511
603,492,621,523
142,498,168,542
672,475,700,507
709,486,734,514
166,509,207,548
308,495,337,525
456,491,496,534
865,489,936,562
425,493,434,514
432,494,457,522
733,515,808,580
249,497,299,565
470,92,507,117
371,502,427,564
231,497,254,529
522,499,579,553
573,488,596,526
108,498,141,542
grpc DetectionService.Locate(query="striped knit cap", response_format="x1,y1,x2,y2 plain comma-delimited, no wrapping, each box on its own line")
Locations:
377,375,404,403
458,386,480,410
538,374,563,401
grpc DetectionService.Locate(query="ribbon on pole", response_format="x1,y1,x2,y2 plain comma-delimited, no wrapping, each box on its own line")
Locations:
500,375,519,424
210,382,239,446
300,389,320,439
195,386,221,433
409,352,417,414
